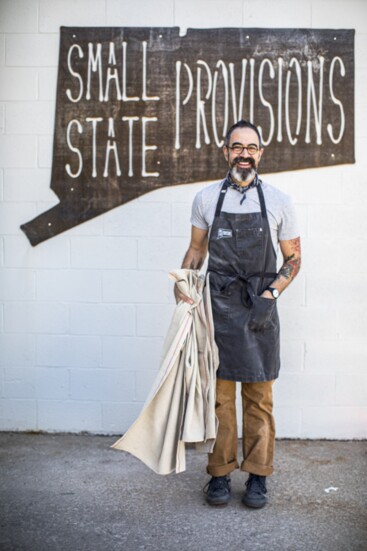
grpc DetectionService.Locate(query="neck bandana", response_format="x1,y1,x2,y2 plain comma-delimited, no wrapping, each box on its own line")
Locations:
227,173,260,205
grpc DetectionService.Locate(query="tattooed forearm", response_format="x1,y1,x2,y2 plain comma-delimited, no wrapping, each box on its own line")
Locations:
276,237,301,283
277,254,301,281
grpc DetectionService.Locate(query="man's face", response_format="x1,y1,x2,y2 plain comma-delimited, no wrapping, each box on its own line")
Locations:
223,127,263,185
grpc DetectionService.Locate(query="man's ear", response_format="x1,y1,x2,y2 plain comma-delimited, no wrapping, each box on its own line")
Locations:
223,145,229,162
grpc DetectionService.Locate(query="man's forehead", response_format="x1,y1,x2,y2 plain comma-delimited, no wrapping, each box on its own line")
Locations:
230,127,260,145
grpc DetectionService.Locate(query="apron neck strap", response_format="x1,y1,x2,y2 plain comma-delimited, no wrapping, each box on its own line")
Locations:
256,181,267,220
214,179,230,218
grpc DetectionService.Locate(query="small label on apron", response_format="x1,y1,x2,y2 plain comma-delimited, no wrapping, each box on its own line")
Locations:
217,228,233,239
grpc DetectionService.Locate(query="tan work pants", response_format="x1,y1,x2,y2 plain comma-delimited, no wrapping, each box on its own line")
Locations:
207,378,275,477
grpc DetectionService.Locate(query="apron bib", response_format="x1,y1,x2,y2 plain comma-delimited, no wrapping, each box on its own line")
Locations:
208,178,280,382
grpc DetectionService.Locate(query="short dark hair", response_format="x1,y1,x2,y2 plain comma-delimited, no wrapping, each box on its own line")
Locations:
224,120,263,147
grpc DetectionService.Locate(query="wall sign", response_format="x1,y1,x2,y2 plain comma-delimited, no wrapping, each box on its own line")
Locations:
21,27,354,245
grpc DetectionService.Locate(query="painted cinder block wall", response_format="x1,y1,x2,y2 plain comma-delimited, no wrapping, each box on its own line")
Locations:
0,0,366,438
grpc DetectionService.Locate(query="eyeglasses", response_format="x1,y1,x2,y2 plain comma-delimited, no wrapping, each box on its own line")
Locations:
227,144,259,155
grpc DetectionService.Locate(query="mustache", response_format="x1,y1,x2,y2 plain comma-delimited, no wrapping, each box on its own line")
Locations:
233,156,256,167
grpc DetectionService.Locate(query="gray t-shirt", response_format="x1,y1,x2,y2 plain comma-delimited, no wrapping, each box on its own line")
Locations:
190,179,299,253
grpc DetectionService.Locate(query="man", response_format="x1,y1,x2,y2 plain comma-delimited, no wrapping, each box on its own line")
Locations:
175,119,301,508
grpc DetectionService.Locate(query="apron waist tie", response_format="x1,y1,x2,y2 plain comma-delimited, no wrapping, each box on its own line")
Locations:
208,270,277,308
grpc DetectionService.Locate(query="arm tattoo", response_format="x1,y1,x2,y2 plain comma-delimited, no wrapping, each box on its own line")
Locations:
276,238,301,281
288,237,301,255
277,254,301,280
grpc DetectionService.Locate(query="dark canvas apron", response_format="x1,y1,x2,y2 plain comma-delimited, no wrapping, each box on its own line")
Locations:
207,177,280,382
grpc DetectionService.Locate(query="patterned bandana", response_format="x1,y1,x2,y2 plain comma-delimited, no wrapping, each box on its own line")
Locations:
227,173,260,204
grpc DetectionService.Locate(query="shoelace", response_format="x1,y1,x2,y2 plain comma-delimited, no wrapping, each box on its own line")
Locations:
203,476,230,495
246,475,267,494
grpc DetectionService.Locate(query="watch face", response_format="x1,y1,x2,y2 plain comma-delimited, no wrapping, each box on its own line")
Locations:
270,288,279,298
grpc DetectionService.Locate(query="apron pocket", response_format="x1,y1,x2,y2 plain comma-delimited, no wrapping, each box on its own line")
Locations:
236,227,263,250
210,289,230,335
248,296,276,333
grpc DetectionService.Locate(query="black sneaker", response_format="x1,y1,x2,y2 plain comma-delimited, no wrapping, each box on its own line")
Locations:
242,474,268,508
204,475,231,506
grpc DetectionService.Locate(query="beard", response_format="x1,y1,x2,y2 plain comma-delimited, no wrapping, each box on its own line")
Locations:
230,157,257,185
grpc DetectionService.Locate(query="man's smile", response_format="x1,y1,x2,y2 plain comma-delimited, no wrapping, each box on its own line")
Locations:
233,156,256,169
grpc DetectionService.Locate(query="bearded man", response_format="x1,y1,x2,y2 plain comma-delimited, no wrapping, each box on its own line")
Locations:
175,119,301,508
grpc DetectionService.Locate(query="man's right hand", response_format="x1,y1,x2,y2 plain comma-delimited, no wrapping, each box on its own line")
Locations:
174,284,194,305
175,226,209,305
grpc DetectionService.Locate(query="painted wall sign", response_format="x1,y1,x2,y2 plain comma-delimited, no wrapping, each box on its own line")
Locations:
21,27,354,246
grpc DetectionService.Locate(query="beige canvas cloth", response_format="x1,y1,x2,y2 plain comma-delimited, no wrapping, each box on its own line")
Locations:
111,269,219,475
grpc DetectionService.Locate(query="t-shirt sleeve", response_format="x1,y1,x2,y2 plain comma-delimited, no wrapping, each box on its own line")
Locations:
190,190,209,230
278,196,300,240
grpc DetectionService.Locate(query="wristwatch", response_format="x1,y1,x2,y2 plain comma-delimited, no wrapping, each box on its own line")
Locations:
266,287,280,299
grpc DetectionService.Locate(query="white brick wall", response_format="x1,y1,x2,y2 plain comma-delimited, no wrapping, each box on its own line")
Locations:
5,34,59,67
0,135,37,167
175,0,243,34
39,0,106,32
0,0,366,438
0,1,39,34
311,0,367,33
106,0,175,27
36,335,102,367
0,68,38,100
243,0,312,27
0,103,5,134
6,101,55,135
0,35,6,66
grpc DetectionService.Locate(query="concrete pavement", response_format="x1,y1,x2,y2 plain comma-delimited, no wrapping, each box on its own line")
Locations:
0,433,366,551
